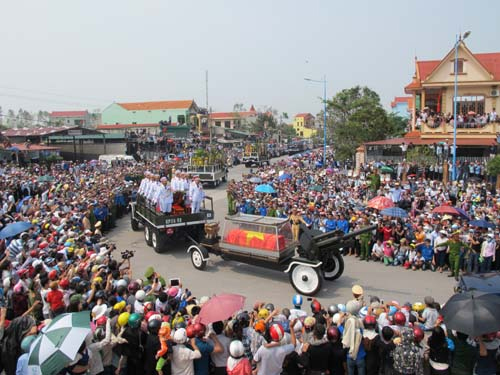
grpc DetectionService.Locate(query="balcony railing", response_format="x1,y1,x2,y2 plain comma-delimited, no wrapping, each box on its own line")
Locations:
422,120,500,135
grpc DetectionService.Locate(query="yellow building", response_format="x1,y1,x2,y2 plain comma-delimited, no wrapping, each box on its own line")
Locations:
293,113,317,138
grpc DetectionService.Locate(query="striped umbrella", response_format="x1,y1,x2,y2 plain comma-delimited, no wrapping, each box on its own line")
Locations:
28,311,91,375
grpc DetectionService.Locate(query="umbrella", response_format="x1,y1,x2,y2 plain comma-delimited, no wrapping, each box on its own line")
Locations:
249,177,262,184
28,311,91,375
255,184,276,194
0,221,32,239
278,173,292,181
455,207,471,221
367,196,394,210
309,185,323,192
440,291,500,337
380,207,408,218
432,205,460,216
380,166,394,173
16,196,32,212
37,175,55,182
198,293,246,324
469,219,495,229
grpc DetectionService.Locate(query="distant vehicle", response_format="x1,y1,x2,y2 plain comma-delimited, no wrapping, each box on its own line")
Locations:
242,143,269,167
186,163,228,188
98,154,136,163
287,140,310,155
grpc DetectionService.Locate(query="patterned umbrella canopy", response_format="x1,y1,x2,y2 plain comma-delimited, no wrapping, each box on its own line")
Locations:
380,207,408,218
367,196,394,210
28,311,91,375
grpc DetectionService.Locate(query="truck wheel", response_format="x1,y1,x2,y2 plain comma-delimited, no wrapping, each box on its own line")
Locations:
190,246,207,270
131,218,140,231
152,230,167,253
322,254,344,280
289,265,322,296
144,225,153,246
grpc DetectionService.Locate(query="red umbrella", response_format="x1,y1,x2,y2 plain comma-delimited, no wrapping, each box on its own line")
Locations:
367,196,394,210
198,293,246,324
432,205,460,215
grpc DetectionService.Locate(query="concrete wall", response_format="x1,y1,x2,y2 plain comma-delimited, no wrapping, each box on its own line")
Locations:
57,142,125,161
442,87,499,114
101,103,191,125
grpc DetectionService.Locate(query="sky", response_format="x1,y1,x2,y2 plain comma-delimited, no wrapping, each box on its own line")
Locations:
0,0,499,119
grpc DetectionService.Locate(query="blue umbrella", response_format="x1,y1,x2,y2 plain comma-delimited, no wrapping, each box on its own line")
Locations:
469,219,495,229
455,207,471,220
278,173,292,181
380,207,408,218
0,221,32,239
16,196,31,212
255,184,276,194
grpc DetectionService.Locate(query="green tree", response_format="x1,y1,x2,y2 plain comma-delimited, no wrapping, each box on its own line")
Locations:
326,86,393,161
487,155,500,176
406,146,437,166
387,113,409,137
251,112,277,134
233,103,246,112
281,124,296,138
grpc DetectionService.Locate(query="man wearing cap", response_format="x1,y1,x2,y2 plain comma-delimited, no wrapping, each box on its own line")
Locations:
157,176,173,214
439,231,472,280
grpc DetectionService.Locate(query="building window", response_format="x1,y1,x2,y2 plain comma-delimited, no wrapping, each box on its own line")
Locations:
215,121,221,127
454,95,485,115
453,59,465,74
224,121,231,128
177,115,185,124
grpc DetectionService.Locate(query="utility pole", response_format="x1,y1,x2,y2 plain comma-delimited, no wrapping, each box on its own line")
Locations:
206,70,212,146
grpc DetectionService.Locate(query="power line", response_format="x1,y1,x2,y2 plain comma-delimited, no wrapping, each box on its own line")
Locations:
0,92,107,108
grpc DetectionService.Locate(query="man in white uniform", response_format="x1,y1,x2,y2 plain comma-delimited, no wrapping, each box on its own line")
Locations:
189,176,205,213
158,177,173,214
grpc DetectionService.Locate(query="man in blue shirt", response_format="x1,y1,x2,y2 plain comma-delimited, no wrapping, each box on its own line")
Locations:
417,239,434,271
324,213,337,232
258,203,267,216
336,214,349,234
193,330,223,375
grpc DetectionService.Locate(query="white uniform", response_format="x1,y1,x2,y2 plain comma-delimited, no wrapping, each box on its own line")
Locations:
171,176,184,192
190,182,205,213
158,183,173,213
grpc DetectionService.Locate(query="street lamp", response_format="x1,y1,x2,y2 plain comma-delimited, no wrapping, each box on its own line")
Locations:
304,76,327,167
452,31,471,181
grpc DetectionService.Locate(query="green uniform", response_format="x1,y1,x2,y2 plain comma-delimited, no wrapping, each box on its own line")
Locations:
359,229,372,260
440,240,470,277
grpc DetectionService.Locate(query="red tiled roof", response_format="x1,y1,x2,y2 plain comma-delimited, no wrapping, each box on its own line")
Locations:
3,126,79,137
50,111,88,117
210,111,257,119
96,123,162,130
117,100,193,111
295,113,313,118
474,52,500,80
391,96,412,108
417,60,440,80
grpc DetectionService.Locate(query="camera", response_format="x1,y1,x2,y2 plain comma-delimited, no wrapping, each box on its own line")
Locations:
121,249,135,259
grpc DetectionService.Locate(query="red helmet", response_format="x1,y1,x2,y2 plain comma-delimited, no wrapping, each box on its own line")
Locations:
310,299,321,314
269,323,285,342
193,323,206,338
327,326,340,341
143,301,154,314
127,281,140,294
96,316,107,327
186,324,196,339
59,278,69,289
363,315,377,328
39,241,49,249
413,326,424,343
393,312,406,326
145,311,156,322
48,270,58,280
29,250,38,258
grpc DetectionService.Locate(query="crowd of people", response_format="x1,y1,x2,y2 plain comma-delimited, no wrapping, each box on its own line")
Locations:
415,108,498,130
227,150,500,279
0,146,498,374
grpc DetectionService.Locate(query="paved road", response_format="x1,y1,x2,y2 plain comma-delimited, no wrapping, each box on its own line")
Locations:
109,161,456,309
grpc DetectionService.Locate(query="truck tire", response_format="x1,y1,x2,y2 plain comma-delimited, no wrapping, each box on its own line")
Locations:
322,253,345,281
151,229,167,253
144,224,153,246
189,245,207,270
131,218,140,231
289,264,322,296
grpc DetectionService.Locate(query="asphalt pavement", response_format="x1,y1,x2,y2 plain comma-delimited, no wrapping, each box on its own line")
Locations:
109,161,456,310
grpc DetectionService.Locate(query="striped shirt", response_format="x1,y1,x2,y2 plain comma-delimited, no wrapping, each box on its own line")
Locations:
7,239,25,259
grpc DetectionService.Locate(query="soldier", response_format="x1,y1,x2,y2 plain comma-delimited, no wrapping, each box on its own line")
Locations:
158,177,173,214
190,176,205,213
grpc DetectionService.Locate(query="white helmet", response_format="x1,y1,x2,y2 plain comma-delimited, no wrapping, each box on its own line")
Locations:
173,328,187,344
116,279,127,288
229,340,245,358
135,290,146,302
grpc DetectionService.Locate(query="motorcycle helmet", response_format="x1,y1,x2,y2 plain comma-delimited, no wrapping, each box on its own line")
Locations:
265,303,275,312
236,312,250,327
186,324,196,339
327,326,340,341
258,308,269,320
393,311,406,326
363,315,377,328
116,279,127,289
413,326,424,343
254,319,266,333
310,299,321,314
173,328,187,344
229,340,245,358
269,323,285,342
128,281,140,294
96,316,107,327
135,290,146,302
327,304,339,317
148,318,161,335
128,313,142,329
193,322,206,338
292,294,303,307
337,304,346,313
117,312,130,327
